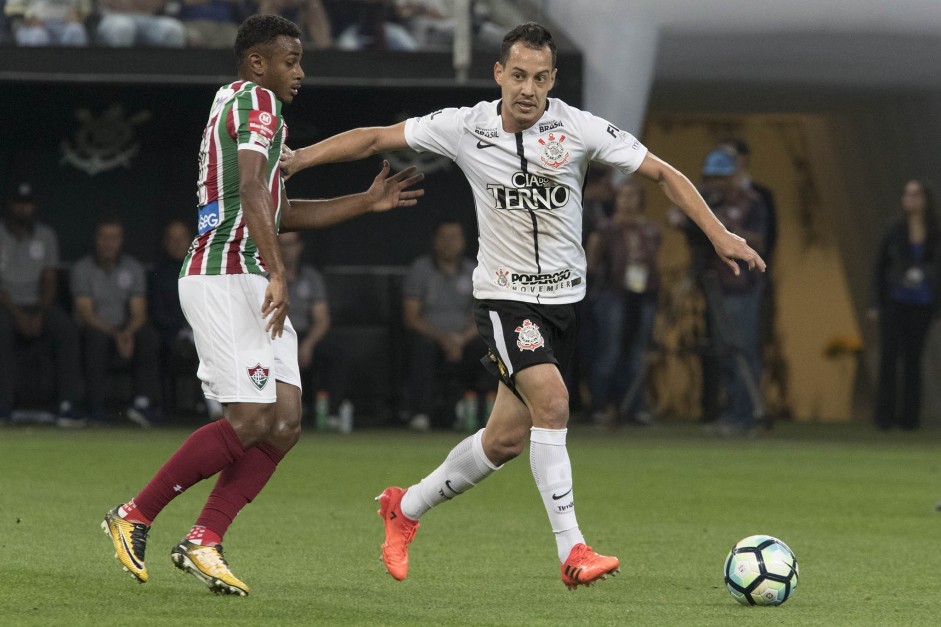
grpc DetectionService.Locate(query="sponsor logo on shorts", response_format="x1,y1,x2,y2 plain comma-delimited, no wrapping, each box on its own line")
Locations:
515,319,544,352
248,363,270,390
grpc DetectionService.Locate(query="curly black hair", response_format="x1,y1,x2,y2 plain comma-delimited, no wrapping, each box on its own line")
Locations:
234,14,303,62
499,22,557,68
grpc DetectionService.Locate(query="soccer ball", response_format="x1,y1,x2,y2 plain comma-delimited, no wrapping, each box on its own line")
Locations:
723,535,799,606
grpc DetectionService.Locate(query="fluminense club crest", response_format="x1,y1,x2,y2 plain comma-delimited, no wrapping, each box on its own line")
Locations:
515,319,544,352
538,132,569,168
247,363,270,391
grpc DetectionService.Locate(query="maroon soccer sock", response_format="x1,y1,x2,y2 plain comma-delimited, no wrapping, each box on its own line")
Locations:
195,442,286,542
133,420,247,523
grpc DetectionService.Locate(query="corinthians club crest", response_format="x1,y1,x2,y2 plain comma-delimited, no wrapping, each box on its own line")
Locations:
538,132,569,168
248,363,270,391
60,104,151,176
515,319,544,352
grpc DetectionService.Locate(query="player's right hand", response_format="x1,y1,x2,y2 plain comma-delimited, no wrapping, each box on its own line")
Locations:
262,276,289,338
279,145,298,181
712,229,766,275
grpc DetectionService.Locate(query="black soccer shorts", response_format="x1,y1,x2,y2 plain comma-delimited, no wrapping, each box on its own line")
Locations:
474,298,579,397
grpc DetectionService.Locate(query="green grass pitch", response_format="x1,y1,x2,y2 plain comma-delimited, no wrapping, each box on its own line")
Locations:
1,422,939,625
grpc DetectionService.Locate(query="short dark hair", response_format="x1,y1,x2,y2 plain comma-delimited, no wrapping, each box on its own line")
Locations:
500,22,557,67
234,14,302,62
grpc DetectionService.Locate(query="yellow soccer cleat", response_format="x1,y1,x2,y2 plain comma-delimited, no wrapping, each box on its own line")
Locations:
101,506,150,584
171,540,249,596
560,543,620,590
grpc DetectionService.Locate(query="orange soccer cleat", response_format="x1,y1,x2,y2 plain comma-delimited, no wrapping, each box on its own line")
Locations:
375,486,420,581
560,543,620,590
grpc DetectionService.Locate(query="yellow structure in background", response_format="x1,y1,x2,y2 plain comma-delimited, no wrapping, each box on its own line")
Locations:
639,114,862,422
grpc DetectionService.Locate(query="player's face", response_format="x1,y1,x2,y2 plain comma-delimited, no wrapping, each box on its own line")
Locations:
258,35,304,103
494,42,556,133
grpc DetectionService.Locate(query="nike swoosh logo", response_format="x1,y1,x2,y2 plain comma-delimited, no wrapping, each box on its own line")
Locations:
445,479,464,495
476,140,497,149
551,488,573,500
120,532,144,570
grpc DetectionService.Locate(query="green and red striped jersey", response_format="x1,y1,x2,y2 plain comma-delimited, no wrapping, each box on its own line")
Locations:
181,81,286,277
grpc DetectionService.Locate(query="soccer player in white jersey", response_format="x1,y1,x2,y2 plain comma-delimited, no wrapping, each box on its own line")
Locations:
100,14,423,596
282,21,765,590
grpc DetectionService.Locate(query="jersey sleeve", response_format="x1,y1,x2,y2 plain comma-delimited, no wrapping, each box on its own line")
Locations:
404,108,465,160
578,110,648,174
233,87,280,157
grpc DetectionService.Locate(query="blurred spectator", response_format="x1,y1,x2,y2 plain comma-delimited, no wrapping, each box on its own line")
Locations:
96,0,185,47
1,0,11,43
581,163,615,242
177,0,242,47
279,231,351,422
721,138,777,262
585,178,661,427
868,179,941,431
256,0,332,48
149,219,221,418
330,0,417,50
4,0,90,45
393,0,505,50
0,182,85,426
567,163,614,417
71,217,161,425
698,147,770,435
393,0,452,49
402,219,487,430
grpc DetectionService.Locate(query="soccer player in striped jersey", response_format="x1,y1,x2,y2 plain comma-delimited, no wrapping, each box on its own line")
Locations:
101,14,423,596
281,22,765,590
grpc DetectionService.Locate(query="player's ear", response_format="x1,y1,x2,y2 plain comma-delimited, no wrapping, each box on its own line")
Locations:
493,61,504,85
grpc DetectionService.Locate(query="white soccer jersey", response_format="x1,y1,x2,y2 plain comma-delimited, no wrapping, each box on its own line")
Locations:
404,98,648,304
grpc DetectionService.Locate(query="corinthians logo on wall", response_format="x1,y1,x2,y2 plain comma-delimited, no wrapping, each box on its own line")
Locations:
60,104,152,176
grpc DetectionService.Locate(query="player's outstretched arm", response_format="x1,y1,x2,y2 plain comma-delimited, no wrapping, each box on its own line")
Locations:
281,161,424,231
281,122,410,179
636,152,766,276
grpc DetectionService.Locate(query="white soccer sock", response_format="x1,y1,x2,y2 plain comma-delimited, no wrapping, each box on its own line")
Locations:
400,428,499,520
530,427,585,562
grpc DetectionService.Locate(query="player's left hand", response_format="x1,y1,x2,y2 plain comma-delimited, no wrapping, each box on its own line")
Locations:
711,229,766,276
366,160,425,213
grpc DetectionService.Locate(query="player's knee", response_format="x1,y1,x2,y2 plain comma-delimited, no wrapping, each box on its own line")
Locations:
267,414,301,450
531,394,570,430
483,425,527,464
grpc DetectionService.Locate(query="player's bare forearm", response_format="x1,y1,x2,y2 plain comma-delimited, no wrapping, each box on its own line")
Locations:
637,152,766,273
241,184,285,278
282,161,423,230
638,154,725,240
286,122,409,175
281,194,371,230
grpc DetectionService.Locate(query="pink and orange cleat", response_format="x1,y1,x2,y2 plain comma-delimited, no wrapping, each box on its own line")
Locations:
375,486,420,581
561,543,620,590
